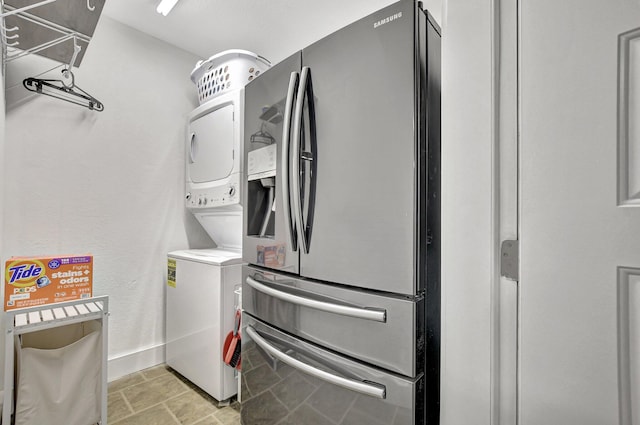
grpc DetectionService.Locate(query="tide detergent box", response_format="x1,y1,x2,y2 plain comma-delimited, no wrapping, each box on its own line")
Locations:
4,255,93,311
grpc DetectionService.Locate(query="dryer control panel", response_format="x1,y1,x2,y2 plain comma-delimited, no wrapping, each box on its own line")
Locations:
186,174,241,210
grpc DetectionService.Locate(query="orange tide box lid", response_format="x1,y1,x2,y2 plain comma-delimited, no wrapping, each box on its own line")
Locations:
4,255,93,311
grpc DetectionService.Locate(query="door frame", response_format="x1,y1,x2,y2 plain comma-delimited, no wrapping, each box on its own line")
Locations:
440,0,519,423
493,0,519,423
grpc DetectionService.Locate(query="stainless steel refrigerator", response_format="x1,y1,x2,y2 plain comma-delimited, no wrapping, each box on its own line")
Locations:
241,1,441,424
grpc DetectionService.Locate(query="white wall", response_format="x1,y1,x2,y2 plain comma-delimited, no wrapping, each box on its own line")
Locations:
2,16,214,380
440,0,496,424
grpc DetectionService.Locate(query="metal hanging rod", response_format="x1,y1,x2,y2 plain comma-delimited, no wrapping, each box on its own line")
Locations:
2,4,91,66
5,31,75,62
2,5,90,42
0,0,57,19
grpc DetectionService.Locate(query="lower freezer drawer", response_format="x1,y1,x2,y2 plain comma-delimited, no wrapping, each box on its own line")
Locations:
241,315,423,425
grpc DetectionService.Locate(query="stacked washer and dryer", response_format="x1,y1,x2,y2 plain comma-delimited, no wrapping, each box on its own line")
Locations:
165,51,270,402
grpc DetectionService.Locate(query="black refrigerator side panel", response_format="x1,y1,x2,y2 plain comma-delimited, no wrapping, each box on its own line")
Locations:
423,11,442,425
299,0,419,296
243,52,302,274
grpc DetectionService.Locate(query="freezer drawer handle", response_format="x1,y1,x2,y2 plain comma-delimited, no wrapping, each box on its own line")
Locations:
246,325,387,399
246,276,387,322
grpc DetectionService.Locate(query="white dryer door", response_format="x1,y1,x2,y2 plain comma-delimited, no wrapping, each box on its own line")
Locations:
188,104,235,183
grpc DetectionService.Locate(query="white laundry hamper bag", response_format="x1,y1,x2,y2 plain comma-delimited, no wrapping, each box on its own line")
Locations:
14,322,101,425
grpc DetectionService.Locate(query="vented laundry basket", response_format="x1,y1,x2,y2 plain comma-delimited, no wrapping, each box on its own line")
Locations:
191,49,271,105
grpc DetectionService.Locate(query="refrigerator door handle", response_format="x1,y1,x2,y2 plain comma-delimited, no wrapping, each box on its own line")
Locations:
246,325,387,399
281,71,299,251
291,66,309,254
246,276,387,322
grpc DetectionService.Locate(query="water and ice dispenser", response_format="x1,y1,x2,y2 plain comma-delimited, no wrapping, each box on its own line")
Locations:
246,143,276,239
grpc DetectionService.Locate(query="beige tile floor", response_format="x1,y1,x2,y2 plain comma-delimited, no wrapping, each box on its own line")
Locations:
108,364,240,425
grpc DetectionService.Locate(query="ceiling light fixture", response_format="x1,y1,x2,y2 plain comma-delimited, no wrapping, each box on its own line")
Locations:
156,0,179,16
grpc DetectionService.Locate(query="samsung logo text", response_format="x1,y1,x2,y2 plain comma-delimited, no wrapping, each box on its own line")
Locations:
374,12,402,28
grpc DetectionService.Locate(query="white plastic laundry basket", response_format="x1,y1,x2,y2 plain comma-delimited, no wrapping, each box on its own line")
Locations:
190,49,271,104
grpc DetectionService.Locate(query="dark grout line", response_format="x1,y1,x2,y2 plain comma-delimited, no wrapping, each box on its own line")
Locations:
109,364,241,425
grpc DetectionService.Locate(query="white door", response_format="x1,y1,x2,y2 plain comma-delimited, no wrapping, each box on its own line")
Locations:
519,1,640,423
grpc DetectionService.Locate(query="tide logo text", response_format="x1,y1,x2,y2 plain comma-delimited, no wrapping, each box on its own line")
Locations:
8,264,42,284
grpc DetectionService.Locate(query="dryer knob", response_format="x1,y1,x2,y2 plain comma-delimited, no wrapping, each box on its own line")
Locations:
228,187,236,196
186,193,191,200
198,198,203,205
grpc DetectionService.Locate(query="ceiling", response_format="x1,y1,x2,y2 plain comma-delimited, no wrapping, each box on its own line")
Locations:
101,0,442,65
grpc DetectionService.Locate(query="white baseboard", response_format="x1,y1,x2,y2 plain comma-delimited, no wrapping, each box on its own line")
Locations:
108,343,165,382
